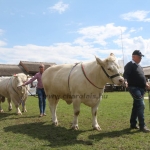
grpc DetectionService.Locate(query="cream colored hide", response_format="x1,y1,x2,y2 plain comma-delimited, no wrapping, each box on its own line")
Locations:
0,73,28,114
42,53,124,130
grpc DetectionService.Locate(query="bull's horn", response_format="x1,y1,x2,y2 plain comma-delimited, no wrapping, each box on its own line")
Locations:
94,55,97,59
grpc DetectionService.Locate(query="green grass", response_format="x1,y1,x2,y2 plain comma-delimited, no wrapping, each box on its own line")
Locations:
0,92,150,150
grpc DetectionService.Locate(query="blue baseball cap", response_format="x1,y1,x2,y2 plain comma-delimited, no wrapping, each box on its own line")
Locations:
132,50,144,57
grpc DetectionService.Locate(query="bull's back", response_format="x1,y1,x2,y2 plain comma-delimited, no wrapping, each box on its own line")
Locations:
42,64,72,95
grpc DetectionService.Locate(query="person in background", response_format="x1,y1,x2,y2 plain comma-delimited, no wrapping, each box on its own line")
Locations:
22,64,46,117
123,50,150,132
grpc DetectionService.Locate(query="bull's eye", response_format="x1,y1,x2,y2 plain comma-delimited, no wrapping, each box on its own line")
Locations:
108,68,111,71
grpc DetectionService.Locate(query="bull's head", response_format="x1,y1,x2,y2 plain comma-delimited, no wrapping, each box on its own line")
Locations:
95,53,124,85
13,74,29,94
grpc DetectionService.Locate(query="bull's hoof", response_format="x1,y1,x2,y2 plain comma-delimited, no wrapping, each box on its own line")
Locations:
52,122,58,126
22,109,27,112
8,108,12,111
0,109,4,113
17,112,22,115
93,126,101,131
71,125,79,130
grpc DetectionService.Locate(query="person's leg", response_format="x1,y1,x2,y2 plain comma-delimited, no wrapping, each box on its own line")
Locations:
137,88,146,129
129,87,145,128
42,89,46,115
37,88,43,116
129,87,139,127
136,99,145,128
130,100,138,128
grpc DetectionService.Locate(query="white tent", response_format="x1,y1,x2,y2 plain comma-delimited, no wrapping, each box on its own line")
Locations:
27,79,37,96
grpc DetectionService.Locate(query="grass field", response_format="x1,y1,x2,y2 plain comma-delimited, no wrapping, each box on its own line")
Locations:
0,92,150,150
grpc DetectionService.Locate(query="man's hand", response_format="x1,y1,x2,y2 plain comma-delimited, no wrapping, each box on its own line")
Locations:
124,81,128,88
22,83,26,86
146,82,150,90
30,84,36,88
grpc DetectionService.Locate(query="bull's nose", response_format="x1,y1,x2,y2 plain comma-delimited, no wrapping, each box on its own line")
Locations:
17,86,22,90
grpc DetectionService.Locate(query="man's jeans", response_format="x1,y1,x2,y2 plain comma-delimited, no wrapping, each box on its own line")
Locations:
37,88,46,114
128,86,146,129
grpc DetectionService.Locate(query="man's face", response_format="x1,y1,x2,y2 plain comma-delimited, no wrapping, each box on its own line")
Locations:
39,66,44,73
132,55,142,64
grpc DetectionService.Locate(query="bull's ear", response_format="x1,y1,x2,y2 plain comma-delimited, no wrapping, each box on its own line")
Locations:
95,56,104,66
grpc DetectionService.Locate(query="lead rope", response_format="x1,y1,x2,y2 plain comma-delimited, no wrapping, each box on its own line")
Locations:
81,63,104,89
68,62,121,91
68,63,81,92
25,86,38,98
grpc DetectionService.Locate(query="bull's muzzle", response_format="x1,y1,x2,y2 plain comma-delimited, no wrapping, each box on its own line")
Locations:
17,85,25,94
119,79,124,83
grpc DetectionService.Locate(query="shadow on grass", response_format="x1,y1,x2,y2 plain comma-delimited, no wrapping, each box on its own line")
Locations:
4,122,92,148
0,112,16,120
0,112,38,121
88,128,139,141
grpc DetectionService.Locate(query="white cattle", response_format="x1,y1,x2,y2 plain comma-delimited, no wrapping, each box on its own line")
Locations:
0,73,28,114
42,53,124,130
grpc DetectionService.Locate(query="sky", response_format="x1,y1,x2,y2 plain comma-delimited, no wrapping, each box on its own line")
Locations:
0,0,150,70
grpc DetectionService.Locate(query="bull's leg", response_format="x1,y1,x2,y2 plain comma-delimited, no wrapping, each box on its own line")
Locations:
22,100,27,112
91,100,101,131
22,95,27,112
11,96,22,115
48,98,59,126
72,100,80,130
7,98,12,111
15,103,22,115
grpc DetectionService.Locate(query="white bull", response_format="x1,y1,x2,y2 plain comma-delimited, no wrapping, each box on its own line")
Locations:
0,73,28,114
42,53,124,130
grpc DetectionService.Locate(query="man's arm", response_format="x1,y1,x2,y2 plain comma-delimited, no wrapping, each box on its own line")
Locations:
123,62,132,87
22,74,37,86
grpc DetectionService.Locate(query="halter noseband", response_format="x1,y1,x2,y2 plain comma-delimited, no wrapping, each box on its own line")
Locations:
101,66,120,79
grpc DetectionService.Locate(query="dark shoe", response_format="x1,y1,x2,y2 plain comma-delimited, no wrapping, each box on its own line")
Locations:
130,126,139,129
140,127,150,133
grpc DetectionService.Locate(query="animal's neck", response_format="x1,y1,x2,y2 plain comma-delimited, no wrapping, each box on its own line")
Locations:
83,61,109,88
